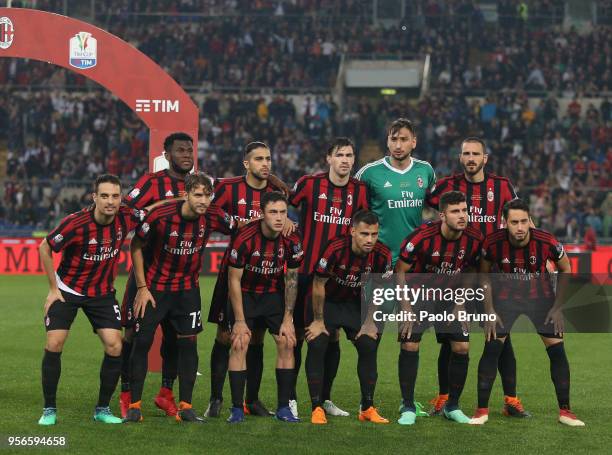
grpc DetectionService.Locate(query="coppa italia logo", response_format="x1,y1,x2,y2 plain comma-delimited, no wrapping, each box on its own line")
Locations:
135,99,180,113
69,31,97,69
0,17,15,50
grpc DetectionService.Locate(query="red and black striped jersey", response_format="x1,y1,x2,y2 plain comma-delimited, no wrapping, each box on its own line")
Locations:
482,228,565,299
124,169,185,209
398,221,484,274
46,206,143,297
315,235,392,305
427,173,517,237
290,172,368,274
227,222,303,294
135,200,233,291
210,176,282,223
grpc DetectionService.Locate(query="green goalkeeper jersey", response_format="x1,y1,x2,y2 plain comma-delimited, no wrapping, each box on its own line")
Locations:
355,156,436,264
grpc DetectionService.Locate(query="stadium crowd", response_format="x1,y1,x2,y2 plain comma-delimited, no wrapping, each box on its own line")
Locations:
2,1,610,94
1,88,610,240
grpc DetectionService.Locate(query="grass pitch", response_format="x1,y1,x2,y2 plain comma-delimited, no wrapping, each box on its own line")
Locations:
1,275,610,454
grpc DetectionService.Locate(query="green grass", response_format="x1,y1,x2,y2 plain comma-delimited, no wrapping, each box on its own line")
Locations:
1,275,610,454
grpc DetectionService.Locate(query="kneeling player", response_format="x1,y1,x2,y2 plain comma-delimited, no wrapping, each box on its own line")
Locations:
125,173,233,423
226,192,303,423
38,175,143,425
395,191,483,425
305,210,393,425
471,199,584,426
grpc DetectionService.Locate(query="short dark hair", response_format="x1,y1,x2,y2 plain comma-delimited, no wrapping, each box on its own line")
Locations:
327,137,354,156
244,141,270,158
461,137,487,154
94,174,121,193
185,172,213,194
503,198,530,219
163,132,193,153
439,191,467,211
388,118,416,137
352,210,379,226
261,191,287,211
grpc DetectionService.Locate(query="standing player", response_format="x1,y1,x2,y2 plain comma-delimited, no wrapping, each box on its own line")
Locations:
289,137,369,417
225,192,303,423
124,173,233,423
425,137,528,418
119,132,194,418
395,191,483,425
304,210,393,425
205,142,285,418
38,175,143,425
470,199,585,427
355,118,436,265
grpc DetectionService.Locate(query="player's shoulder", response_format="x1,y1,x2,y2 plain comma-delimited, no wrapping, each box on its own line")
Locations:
464,224,485,241
148,200,181,219
486,172,513,184
411,157,435,173
484,228,508,246
416,220,441,237
60,209,92,229
295,172,325,185
348,175,367,188
355,158,386,179
283,231,302,245
531,228,558,244
326,234,351,251
215,175,244,187
235,221,260,241
437,173,464,185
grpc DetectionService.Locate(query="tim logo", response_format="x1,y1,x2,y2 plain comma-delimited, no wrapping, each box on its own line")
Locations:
69,32,97,69
135,99,180,113
0,17,14,50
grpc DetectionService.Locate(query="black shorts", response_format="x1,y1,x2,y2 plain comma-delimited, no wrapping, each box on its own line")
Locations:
495,299,562,339
235,291,284,335
45,291,121,332
134,288,203,337
323,300,363,341
397,302,470,344
294,273,312,329
120,271,137,328
207,270,230,329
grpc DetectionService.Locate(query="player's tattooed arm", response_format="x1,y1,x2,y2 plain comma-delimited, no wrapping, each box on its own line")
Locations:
284,268,299,317
305,275,329,342
311,275,328,321
39,239,65,315
268,174,291,197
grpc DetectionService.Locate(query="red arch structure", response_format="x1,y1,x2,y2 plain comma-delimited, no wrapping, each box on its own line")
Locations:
0,7,199,170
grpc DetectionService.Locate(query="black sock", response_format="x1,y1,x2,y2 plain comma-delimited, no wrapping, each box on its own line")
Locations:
246,343,264,403
498,334,517,397
229,370,247,409
290,338,304,401
477,340,504,408
322,340,340,402
437,341,451,395
305,334,329,409
42,350,61,408
210,340,230,401
177,337,198,404
546,342,570,409
276,368,294,409
354,336,378,410
398,349,419,410
129,333,154,403
98,353,121,407
447,352,469,409
160,326,178,391
120,339,132,393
